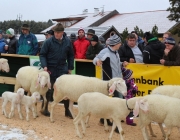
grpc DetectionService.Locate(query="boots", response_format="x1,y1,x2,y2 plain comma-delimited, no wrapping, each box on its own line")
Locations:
64,100,73,119
126,116,136,126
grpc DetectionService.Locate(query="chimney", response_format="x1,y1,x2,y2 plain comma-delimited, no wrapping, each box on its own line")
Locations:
83,9,88,14
94,8,99,16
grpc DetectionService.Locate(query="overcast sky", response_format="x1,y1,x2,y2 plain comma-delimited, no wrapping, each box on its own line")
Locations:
1,0,170,22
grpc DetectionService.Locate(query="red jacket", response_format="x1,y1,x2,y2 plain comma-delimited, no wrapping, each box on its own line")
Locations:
73,36,90,59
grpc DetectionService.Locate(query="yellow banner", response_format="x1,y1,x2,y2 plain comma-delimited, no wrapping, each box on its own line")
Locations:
127,64,180,96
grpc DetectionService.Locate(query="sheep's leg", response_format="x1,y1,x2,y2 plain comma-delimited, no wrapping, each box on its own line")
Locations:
73,112,83,138
25,106,30,121
50,101,58,123
141,126,149,140
108,121,116,140
41,95,46,112
81,118,86,135
41,95,50,116
9,104,15,119
34,103,38,117
158,123,166,137
104,119,109,132
165,127,172,140
2,99,8,117
114,120,124,140
17,104,23,120
31,106,37,119
148,123,156,137
85,115,91,128
69,100,75,118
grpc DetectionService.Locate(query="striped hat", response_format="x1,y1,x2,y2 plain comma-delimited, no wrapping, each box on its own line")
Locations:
109,34,121,46
121,67,133,80
165,37,176,45
6,28,15,36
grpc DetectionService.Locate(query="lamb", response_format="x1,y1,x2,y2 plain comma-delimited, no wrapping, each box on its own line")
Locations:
20,92,41,121
148,85,180,137
50,74,128,123
14,66,51,116
0,58,10,72
73,92,149,140
2,88,25,119
138,94,180,140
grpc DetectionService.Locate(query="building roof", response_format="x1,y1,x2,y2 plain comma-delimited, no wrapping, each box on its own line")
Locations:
99,10,176,34
68,11,112,28
52,17,85,22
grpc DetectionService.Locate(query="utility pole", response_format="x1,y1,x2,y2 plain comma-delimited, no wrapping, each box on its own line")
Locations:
17,13,22,34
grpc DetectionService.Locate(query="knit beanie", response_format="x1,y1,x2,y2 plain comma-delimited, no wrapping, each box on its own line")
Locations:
6,28,15,36
91,35,99,42
109,34,121,46
53,23,64,32
165,37,176,45
78,27,85,34
144,32,154,42
121,67,133,80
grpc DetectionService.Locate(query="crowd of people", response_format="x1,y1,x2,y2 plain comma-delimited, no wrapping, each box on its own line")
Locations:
0,23,180,133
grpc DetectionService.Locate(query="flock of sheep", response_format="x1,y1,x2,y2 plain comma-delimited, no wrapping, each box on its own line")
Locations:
0,58,180,140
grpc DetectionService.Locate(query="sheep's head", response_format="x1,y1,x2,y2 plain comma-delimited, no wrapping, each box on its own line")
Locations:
17,88,25,98
108,78,127,96
32,92,40,101
0,58,10,72
36,71,51,89
133,98,149,117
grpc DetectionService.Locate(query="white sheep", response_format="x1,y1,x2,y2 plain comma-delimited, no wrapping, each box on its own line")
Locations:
14,66,51,115
0,58,10,72
20,92,41,121
73,92,149,140
148,85,180,138
2,88,25,119
138,94,180,140
50,74,128,122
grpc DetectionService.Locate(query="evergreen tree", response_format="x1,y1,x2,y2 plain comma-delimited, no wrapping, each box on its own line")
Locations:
151,24,158,37
167,0,180,22
121,27,129,43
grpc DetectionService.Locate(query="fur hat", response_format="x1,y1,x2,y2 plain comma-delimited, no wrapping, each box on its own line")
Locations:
53,23,64,32
109,34,121,46
87,29,95,36
21,24,30,30
165,37,176,45
121,67,133,80
6,28,15,36
91,35,98,42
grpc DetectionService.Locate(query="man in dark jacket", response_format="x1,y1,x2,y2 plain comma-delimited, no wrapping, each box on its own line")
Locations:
160,37,180,66
39,23,74,118
143,32,165,64
86,35,104,59
119,34,144,63
6,28,17,54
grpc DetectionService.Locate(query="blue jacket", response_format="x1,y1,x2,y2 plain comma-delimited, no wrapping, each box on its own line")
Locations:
39,35,74,79
0,38,6,53
17,32,38,55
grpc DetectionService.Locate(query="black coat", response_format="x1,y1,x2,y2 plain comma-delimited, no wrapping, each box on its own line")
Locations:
118,42,144,62
8,36,17,54
143,39,165,64
86,42,104,60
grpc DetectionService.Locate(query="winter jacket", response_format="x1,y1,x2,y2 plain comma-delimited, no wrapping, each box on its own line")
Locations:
118,42,144,62
163,45,180,66
93,47,122,80
73,36,90,59
17,32,38,55
39,35,74,80
143,38,165,64
86,42,104,60
0,38,6,53
7,36,17,54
